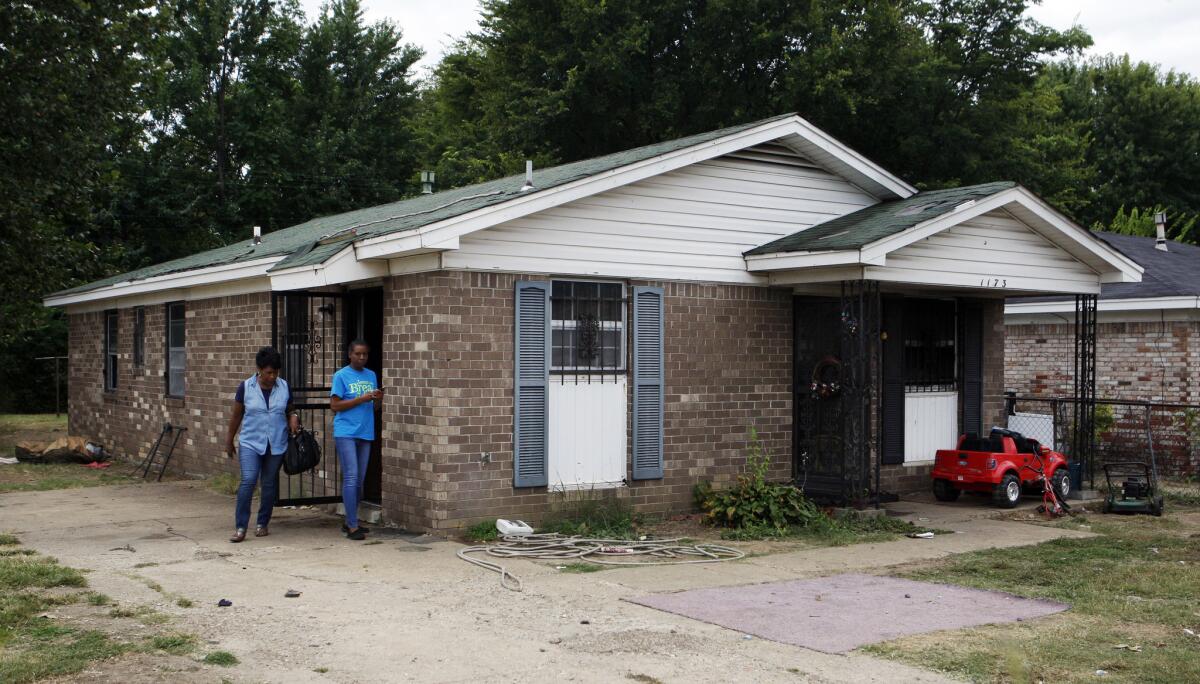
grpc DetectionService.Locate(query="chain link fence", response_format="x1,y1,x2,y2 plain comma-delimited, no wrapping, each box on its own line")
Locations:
1005,394,1200,482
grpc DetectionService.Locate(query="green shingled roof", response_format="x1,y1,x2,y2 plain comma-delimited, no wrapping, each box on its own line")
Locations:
52,114,798,298
745,181,1018,256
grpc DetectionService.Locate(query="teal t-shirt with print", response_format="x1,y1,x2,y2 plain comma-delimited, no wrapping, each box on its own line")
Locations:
331,365,377,440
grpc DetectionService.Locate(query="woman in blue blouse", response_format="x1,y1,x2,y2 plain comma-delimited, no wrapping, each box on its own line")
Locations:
224,347,300,543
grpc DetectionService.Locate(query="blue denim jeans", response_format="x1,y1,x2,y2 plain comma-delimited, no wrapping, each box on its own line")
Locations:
235,445,284,530
335,437,371,529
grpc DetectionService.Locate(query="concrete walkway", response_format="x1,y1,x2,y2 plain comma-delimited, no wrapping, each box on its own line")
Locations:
0,482,1094,683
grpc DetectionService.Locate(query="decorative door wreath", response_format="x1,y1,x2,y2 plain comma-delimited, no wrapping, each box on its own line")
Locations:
810,355,843,400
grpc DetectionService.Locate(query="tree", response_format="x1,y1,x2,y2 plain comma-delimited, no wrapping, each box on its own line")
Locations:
0,0,157,411
421,0,1092,208
1045,56,1200,234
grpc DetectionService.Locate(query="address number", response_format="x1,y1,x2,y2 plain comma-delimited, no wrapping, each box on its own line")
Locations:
979,278,1008,288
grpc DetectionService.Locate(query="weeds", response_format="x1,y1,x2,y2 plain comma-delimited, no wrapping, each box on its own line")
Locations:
175,597,194,608
464,519,499,542
208,473,240,497
148,633,197,655
540,489,639,538
0,555,86,591
203,650,239,666
0,534,19,546
557,562,609,573
695,427,821,532
84,592,111,606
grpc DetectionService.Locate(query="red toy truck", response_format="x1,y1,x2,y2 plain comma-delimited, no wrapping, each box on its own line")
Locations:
930,428,1071,508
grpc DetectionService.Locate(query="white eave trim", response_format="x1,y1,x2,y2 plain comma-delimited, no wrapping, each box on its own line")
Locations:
354,115,916,262
1006,295,1200,315
43,256,283,308
746,187,1144,286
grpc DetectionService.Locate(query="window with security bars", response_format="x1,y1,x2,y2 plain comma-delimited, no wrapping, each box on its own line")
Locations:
551,281,626,376
104,310,118,391
166,302,185,397
903,299,956,392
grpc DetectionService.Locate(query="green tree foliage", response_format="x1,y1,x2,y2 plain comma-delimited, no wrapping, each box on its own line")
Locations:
0,0,157,411
1045,56,1200,233
420,0,1092,205
1097,206,1199,243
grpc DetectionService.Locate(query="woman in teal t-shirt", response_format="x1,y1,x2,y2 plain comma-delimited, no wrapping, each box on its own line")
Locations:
330,339,383,540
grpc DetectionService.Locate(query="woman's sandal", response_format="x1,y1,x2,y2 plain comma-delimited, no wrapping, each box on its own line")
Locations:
254,526,269,537
229,528,246,543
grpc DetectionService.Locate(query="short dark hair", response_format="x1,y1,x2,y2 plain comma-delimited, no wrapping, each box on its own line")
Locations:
255,346,283,370
347,339,369,354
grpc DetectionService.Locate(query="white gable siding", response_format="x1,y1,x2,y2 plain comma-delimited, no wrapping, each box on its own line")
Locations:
879,209,1099,290
442,148,878,284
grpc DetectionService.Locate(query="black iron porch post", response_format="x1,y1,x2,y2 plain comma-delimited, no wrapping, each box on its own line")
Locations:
1072,293,1098,487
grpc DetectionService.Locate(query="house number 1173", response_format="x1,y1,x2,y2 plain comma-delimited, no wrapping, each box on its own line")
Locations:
979,278,1007,287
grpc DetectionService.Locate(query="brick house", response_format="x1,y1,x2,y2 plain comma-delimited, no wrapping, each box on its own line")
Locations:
46,114,1141,531
1006,232,1200,404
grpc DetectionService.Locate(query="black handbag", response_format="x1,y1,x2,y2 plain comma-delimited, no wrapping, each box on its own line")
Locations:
283,428,321,475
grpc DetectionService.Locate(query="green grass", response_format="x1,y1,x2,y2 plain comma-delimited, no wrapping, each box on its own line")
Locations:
0,534,19,546
0,537,134,683
148,633,196,655
84,592,111,606
720,512,947,545
208,472,240,496
0,554,87,591
464,520,499,542
539,490,640,539
175,597,194,608
203,650,239,666
132,562,159,569
314,666,329,673
0,464,135,493
864,509,1200,683
1162,479,1200,507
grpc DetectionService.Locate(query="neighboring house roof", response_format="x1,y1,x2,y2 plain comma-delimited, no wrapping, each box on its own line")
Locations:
49,112,917,304
745,181,1017,255
1006,232,1200,315
1089,232,1200,299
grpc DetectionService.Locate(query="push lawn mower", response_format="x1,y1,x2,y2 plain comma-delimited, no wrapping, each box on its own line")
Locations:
1102,462,1164,516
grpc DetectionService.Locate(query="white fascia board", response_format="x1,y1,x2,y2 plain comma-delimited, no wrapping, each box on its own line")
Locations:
863,265,1100,294
858,187,1143,284
267,244,390,291
43,256,283,308
744,249,878,271
1005,296,1200,315
354,116,915,262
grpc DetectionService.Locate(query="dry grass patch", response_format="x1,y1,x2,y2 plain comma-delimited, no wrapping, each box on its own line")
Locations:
864,508,1200,683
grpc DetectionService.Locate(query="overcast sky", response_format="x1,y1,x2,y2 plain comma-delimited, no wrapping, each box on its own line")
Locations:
299,0,1199,79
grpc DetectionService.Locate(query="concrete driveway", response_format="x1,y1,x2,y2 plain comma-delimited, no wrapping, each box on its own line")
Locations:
0,482,1093,683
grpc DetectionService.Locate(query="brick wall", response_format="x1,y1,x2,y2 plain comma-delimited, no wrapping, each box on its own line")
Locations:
379,272,793,531
68,293,272,479
1006,319,1199,403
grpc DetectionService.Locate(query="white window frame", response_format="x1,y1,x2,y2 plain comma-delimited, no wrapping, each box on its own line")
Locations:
550,279,627,374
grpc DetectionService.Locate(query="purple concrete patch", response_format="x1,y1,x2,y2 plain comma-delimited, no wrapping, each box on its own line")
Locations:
627,573,1068,653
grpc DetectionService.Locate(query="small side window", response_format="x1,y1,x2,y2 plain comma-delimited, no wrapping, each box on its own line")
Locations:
104,310,118,391
166,302,185,397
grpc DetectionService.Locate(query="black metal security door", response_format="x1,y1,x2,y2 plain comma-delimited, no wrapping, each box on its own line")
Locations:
272,291,346,506
792,282,880,505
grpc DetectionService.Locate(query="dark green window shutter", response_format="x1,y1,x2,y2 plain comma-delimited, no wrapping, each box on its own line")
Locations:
632,286,665,480
960,302,985,436
881,299,905,465
514,281,550,487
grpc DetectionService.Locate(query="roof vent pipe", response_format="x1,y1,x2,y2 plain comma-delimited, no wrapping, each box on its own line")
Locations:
420,170,436,195
520,160,534,192
253,225,262,245
1155,211,1168,252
